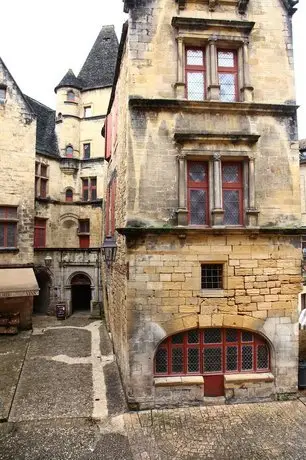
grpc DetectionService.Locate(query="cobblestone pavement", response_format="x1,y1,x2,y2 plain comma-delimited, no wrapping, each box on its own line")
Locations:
124,401,306,460
1,316,306,459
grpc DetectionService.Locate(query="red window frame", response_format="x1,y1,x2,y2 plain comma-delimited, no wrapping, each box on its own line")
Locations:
222,162,243,225
0,207,17,248
105,113,113,161
185,47,206,100
65,146,74,158
90,178,97,201
217,49,239,102
83,143,91,159
67,90,75,101
187,161,209,225
82,179,89,201
79,235,90,248
154,329,270,377
34,218,47,248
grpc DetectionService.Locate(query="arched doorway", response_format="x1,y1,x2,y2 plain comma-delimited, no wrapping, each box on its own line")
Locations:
154,328,270,397
34,270,51,314
71,274,91,312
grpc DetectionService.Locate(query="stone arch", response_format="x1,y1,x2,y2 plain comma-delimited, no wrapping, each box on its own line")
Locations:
67,271,94,287
69,272,93,313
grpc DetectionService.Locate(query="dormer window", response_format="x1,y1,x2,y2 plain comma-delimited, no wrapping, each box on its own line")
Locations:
67,90,75,101
65,145,74,158
0,86,6,103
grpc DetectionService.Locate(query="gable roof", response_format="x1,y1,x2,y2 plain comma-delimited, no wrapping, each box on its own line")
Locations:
77,25,119,90
0,57,35,116
54,69,82,92
23,95,59,158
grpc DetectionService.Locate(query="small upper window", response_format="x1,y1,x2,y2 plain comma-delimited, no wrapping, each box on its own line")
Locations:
83,143,91,159
0,87,6,103
201,264,223,289
65,188,73,202
65,145,74,158
67,90,75,101
84,106,92,118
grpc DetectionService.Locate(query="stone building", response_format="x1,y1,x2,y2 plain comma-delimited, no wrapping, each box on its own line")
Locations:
0,25,118,329
32,25,118,317
0,58,39,331
299,138,306,360
102,0,302,408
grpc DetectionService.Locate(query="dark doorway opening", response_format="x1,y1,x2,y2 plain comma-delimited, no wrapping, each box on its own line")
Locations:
34,270,51,314
71,274,91,312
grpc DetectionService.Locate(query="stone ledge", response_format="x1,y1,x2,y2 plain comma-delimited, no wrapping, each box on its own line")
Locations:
154,376,204,387
224,372,274,385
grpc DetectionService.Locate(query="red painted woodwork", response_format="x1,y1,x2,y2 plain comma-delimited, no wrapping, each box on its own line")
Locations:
185,47,206,100
217,49,238,102
222,162,244,225
154,329,270,386
105,114,113,161
204,375,224,397
34,218,46,248
187,161,209,225
79,235,89,248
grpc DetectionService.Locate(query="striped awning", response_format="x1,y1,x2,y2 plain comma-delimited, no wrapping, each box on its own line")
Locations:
0,268,39,298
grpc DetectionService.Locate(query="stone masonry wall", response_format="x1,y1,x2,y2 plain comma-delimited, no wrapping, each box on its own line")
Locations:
0,60,36,265
127,0,295,103
125,232,301,406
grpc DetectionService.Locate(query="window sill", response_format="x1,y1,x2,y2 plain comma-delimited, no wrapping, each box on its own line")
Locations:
64,100,78,105
198,289,224,298
154,376,204,387
0,248,19,253
224,373,274,385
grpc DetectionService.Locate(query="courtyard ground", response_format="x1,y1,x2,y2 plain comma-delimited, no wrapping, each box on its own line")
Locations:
0,316,305,459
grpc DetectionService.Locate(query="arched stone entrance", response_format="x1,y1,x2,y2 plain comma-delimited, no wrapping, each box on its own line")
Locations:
71,273,91,312
34,269,51,314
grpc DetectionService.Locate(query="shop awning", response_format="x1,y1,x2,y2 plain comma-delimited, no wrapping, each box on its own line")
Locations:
0,268,39,298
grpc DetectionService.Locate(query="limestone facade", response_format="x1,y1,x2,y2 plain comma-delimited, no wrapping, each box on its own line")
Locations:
103,0,302,408
0,58,37,329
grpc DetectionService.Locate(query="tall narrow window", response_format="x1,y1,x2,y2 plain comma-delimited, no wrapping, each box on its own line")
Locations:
67,90,75,101
83,143,91,159
222,162,243,225
0,86,6,103
65,145,74,158
187,161,209,225
34,218,47,248
185,48,206,101
0,206,17,248
35,162,48,198
218,50,238,102
78,219,90,248
82,178,97,201
65,188,73,202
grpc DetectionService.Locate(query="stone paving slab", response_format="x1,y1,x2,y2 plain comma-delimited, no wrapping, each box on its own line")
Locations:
9,328,93,422
0,333,30,421
124,401,306,460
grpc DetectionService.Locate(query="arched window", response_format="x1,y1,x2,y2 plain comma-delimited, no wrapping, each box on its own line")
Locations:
67,90,75,101
155,328,270,376
65,188,73,202
65,145,73,158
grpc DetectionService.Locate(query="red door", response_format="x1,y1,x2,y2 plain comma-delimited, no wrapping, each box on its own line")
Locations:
204,375,224,397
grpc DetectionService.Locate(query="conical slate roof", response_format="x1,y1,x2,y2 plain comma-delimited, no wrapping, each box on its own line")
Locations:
77,25,118,90
54,69,82,92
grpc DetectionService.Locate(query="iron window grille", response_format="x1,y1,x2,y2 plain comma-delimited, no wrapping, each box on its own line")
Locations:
201,264,223,289
155,328,270,376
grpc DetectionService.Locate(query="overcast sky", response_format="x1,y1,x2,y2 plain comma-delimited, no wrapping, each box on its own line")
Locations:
1,0,305,138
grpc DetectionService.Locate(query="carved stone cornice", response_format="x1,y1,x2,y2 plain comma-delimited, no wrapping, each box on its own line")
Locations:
171,17,255,35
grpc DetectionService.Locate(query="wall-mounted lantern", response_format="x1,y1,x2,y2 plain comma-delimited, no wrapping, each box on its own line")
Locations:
44,255,52,267
102,235,117,268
